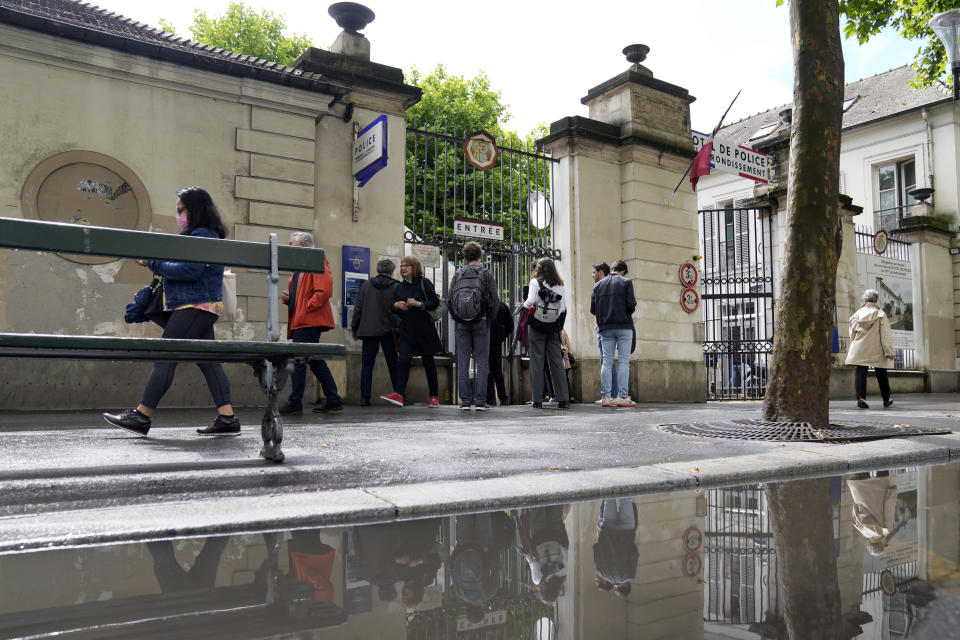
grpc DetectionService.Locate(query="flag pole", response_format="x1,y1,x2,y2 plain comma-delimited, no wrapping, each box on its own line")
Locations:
668,89,743,198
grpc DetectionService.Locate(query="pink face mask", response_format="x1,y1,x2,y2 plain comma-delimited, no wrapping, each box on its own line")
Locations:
176,211,188,231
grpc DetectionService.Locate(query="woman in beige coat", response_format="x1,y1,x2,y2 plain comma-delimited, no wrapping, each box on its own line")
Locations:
845,289,894,409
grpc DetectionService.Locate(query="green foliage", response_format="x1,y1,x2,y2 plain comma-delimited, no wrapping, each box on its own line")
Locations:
838,0,960,87
157,18,177,34
404,66,554,250
187,1,313,66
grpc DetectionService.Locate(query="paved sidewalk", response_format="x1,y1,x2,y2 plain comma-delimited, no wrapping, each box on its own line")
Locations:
0,394,957,552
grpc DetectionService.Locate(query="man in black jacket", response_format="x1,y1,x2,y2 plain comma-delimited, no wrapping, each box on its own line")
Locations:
350,259,400,406
590,260,637,407
486,301,514,406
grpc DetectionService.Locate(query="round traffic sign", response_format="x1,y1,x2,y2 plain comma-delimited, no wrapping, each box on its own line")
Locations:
683,526,703,552
682,552,702,577
679,263,698,287
680,287,700,313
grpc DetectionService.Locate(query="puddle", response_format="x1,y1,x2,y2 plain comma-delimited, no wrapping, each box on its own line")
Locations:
2,463,958,638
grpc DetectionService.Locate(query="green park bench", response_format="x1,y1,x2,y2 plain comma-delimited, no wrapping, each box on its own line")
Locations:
0,216,346,462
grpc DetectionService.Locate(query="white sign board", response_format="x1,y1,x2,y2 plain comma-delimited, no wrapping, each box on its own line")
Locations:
454,218,504,241
692,130,770,183
353,117,386,175
856,253,914,349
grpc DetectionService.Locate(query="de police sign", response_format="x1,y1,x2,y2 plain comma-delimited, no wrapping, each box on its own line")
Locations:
353,115,388,187
692,130,770,184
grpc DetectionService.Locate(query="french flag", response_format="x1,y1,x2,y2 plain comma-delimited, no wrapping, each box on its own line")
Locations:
690,141,713,192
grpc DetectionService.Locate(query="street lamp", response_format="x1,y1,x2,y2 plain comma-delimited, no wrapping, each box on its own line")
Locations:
930,9,960,100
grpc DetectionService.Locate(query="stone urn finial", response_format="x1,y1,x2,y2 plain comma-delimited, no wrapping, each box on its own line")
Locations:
328,2,375,34
622,44,652,76
622,44,649,65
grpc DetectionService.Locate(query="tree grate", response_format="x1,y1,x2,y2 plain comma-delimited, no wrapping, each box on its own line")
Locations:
659,419,951,442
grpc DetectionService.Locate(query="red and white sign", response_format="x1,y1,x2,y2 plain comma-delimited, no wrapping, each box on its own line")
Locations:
680,287,700,313
692,130,770,183
683,526,703,552
682,552,702,577
874,229,888,255
679,263,698,287
463,130,499,170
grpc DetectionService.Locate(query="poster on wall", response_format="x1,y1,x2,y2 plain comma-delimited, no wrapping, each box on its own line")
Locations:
342,245,370,328
856,253,914,349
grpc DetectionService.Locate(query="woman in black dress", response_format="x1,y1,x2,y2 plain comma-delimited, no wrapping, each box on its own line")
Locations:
379,255,442,407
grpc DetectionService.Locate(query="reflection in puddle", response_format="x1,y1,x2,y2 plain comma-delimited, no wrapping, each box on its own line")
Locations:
1,464,959,638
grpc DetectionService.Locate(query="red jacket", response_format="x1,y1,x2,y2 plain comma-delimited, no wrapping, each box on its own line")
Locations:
287,257,335,337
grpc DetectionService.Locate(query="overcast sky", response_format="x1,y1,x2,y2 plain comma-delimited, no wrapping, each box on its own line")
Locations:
96,0,924,137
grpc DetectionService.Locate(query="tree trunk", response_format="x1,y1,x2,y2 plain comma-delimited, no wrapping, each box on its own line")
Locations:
765,478,842,639
761,0,845,427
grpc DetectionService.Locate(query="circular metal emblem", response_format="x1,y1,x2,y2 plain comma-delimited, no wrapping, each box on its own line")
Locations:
874,229,888,255
880,569,896,595
463,130,499,170
682,552,702,577
680,287,700,313
679,262,698,287
683,526,703,552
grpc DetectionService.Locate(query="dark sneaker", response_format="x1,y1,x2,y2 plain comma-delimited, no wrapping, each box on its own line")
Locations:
278,402,303,415
103,408,151,436
857,399,870,409
474,403,489,411
360,398,371,406
459,404,472,411
883,399,894,408
197,414,241,436
532,402,542,409
313,402,344,413
557,401,570,409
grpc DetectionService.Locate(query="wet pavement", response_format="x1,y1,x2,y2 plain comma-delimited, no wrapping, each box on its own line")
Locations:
1,463,959,639
0,394,958,554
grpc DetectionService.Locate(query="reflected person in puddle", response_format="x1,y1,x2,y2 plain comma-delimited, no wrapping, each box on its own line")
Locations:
593,498,638,598
451,511,515,622
147,535,229,592
515,504,570,603
353,518,444,607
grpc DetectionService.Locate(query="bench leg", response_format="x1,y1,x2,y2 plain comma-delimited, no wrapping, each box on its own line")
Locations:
254,359,291,463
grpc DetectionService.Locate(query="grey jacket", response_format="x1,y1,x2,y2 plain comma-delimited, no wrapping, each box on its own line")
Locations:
351,274,399,338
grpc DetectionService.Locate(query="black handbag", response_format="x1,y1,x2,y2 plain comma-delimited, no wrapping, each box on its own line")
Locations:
145,277,172,327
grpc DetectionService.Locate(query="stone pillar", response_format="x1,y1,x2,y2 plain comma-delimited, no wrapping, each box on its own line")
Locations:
897,216,959,391
830,196,864,397
540,47,705,402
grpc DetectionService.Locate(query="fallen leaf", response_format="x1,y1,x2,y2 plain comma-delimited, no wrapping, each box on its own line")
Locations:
318,444,329,448
693,467,702,473
549,466,560,471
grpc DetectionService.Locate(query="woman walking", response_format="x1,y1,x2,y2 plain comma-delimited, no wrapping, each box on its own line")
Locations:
103,186,238,436
523,257,569,409
845,288,895,409
380,255,442,408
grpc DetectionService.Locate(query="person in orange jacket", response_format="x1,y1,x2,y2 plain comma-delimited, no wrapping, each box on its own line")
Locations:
279,231,342,414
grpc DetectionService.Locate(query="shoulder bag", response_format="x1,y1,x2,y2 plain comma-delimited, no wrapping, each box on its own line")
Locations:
420,278,447,322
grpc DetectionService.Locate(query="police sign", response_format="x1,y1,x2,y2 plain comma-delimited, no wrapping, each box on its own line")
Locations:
692,130,770,184
353,115,388,187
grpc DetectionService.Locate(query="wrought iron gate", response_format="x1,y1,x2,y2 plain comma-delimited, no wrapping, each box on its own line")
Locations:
699,208,775,400
405,120,560,350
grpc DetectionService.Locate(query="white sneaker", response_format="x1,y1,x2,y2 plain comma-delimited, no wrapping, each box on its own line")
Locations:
594,399,604,405
601,395,613,407
615,396,636,407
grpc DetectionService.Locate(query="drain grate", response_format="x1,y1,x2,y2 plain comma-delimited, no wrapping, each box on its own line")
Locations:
659,419,951,442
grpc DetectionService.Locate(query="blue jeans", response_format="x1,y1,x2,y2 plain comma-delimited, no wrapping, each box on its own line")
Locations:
597,332,618,398
288,327,341,406
598,498,636,531
600,328,631,397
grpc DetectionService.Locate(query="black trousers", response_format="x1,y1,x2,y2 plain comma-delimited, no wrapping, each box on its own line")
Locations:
142,308,231,409
487,343,506,404
855,365,890,402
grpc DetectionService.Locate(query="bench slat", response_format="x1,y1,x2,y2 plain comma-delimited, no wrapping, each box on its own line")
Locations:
0,217,326,273
0,333,345,362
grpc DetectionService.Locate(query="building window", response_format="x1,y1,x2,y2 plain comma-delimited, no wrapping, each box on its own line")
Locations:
875,158,916,231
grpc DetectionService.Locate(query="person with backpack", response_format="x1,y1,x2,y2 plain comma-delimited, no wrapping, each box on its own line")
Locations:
522,257,569,409
591,259,637,407
451,511,514,620
449,241,500,411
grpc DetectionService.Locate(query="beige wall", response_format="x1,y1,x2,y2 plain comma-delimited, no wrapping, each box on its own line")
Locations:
0,24,414,408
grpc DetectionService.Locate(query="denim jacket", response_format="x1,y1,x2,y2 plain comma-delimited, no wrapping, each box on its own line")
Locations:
147,227,224,309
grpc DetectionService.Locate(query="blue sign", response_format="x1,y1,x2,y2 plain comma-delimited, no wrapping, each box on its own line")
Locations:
342,245,370,328
353,115,388,187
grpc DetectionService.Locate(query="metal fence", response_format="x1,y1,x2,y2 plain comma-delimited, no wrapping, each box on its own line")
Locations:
704,485,779,624
700,208,775,400
405,121,560,351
